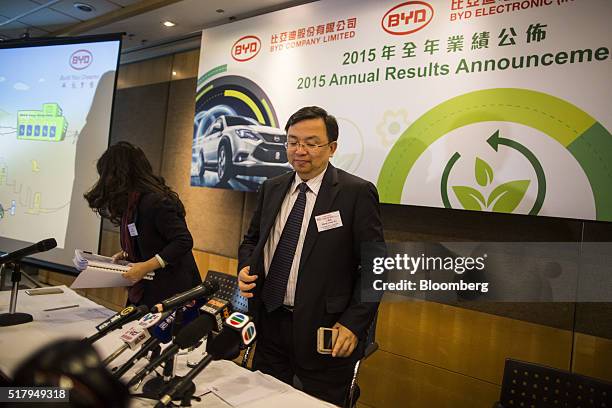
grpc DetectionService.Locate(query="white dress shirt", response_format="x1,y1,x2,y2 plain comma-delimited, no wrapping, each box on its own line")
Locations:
263,166,327,306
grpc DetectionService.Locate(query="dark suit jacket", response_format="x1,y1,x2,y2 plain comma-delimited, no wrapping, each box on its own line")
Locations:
132,192,202,308
238,164,385,369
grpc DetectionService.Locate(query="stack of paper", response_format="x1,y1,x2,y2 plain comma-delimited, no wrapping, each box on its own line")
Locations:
73,249,130,271
71,249,132,289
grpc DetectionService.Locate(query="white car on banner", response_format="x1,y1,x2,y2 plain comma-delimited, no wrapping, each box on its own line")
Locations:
193,115,291,183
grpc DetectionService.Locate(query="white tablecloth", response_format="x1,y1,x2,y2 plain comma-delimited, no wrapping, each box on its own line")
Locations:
0,286,334,407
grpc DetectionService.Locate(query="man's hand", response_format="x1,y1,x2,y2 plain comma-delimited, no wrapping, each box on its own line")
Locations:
332,322,357,358
238,266,257,298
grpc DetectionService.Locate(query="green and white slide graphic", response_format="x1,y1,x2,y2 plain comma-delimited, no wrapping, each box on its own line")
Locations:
377,88,612,221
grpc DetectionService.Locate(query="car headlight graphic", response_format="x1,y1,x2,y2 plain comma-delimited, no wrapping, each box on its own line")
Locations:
235,129,260,140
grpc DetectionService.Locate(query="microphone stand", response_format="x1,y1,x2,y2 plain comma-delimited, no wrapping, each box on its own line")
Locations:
0,262,34,326
18,268,44,288
142,353,176,396
142,308,186,397
141,353,197,403
155,354,213,408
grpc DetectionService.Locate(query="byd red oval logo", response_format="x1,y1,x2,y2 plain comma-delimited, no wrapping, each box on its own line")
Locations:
381,1,434,35
231,35,261,62
69,49,93,70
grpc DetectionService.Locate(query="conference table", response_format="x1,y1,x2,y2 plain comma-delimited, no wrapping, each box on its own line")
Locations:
0,285,334,407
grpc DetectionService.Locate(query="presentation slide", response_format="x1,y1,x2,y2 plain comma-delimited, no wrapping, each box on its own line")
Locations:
0,35,121,271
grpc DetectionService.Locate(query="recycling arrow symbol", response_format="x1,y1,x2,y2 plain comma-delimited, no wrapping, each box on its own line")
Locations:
441,130,547,215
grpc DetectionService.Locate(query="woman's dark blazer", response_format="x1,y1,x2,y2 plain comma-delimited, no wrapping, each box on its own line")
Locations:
132,192,201,308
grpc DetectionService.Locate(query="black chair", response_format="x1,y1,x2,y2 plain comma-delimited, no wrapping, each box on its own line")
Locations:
494,358,612,408
203,270,380,407
344,311,379,408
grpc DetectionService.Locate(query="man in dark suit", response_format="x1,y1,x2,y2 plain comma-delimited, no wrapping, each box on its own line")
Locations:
238,106,385,405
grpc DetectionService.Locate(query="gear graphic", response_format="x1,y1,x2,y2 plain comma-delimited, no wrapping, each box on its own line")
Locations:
376,109,410,147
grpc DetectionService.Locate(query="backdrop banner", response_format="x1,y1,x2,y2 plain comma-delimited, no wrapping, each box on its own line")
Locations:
191,0,611,222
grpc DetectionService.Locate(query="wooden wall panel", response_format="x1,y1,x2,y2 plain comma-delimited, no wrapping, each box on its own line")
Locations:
376,296,573,385
193,250,239,279
100,229,121,257
117,55,173,89
359,350,500,408
572,333,612,382
171,49,199,81
110,82,170,174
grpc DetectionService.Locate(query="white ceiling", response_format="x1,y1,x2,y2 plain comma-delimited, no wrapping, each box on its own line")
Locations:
85,0,311,53
0,0,313,58
0,0,140,40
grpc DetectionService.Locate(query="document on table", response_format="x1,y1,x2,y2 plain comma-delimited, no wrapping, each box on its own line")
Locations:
208,370,288,406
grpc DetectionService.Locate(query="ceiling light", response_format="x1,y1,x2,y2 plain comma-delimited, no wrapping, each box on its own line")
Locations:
216,9,224,13
172,71,177,76
163,21,176,27
73,2,95,13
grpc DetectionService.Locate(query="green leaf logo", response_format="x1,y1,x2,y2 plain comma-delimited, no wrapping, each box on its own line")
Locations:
487,180,530,213
452,186,486,211
452,158,531,213
475,157,494,186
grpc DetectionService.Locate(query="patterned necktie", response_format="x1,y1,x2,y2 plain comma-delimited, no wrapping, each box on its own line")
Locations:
262,182,309,312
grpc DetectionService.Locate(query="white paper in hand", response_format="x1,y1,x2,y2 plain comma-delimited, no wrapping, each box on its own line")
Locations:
71,249,132,289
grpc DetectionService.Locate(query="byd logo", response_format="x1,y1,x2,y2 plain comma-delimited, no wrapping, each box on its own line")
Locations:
70,49,93,70
231,35,261,62
381,1,434,35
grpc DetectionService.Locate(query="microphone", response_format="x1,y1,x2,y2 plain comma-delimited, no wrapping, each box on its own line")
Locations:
103,327,151,366
126,314,215,388
154,281,219,313
112,311,175,379
180,297,230,368
206,312,257,361
156,312,257,408
0,238,57,265
102,312,165,366
85,304,149,344
112,302,200,379
199,297,231,333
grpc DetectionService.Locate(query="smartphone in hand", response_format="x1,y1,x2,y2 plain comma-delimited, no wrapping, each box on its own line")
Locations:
317,327,338,354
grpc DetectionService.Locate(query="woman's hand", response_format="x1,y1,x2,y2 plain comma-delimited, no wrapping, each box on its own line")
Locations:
111,250,128,263
122,257,161,284
122,262,150,284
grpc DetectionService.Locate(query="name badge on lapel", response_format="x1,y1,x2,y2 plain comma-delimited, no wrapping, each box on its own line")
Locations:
127,223,139,237
315,210,343,232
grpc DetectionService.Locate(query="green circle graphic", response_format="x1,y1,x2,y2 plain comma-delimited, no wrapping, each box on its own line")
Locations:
377,88,612,221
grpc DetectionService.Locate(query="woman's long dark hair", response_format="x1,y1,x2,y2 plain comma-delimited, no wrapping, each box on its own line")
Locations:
84,142,185,225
